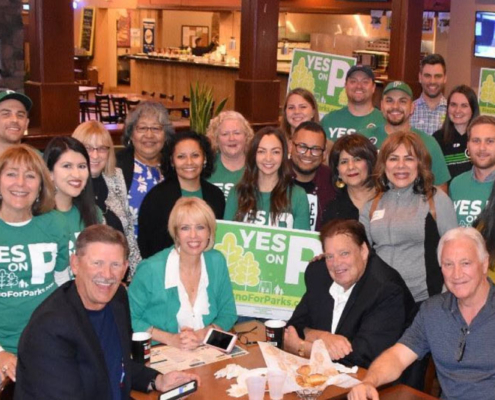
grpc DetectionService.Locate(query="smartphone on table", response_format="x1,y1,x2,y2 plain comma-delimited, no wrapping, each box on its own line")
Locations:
202,328,237,353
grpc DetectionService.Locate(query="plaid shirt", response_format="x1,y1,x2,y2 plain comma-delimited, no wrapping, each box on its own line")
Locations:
410,95,447,135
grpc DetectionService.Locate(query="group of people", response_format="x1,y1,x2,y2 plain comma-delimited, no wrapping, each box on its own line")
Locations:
0,51,494,399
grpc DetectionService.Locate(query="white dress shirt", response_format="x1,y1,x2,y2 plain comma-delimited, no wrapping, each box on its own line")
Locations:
164,248,210,331
329,282,355,334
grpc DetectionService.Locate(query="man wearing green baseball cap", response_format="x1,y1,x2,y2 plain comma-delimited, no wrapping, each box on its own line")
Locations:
0,90,33,156
363,81,451,192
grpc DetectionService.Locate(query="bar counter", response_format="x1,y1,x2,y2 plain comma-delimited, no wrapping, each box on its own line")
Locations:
129,55,289,110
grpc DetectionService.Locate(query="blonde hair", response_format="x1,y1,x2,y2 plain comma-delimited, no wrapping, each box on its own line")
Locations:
168,197,217,251
206,111,254,153
0,144,55,215
72,121,116,176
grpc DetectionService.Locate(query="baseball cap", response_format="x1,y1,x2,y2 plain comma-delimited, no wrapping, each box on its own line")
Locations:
346,65,375,81
0,90,33,112
383,81,413,98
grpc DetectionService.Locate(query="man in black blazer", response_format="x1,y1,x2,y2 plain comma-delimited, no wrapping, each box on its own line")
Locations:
285,219,417,369
15,225,198,400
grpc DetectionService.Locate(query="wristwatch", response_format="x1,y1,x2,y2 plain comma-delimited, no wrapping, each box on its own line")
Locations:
298,340,305,357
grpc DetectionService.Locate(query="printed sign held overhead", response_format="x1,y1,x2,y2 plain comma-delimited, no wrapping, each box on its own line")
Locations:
288,49,356,118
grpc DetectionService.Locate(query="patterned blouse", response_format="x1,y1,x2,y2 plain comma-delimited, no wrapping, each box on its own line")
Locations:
128,158,164,237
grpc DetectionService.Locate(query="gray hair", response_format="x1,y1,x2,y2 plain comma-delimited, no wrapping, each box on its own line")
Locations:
206,110,254,153
122,101,174,147
437,227,489,265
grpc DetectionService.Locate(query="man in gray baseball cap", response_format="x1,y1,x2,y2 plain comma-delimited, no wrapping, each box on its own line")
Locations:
320,65,385,140
0,90,33,156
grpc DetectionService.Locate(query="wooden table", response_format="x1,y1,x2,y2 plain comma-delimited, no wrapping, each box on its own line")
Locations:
78,85,97,94
131,345,438,400
131,345,367,400
110,93,190,112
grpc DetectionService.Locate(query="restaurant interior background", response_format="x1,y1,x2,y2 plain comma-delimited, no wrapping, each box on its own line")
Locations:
70,2,445,97
66,0,494,99
1,0,494,110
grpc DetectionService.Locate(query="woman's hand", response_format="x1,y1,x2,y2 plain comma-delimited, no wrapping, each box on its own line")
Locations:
178,327,203,351
0,351,17,382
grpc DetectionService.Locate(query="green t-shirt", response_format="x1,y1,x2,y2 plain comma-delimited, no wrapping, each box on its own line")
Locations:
56,206,85,256
181,188,203,198
224,185,310,230
208,154,245,200
56,206,103,257
363,126,451,185
449,170,493,227
320,107,385,140
0,211,70,353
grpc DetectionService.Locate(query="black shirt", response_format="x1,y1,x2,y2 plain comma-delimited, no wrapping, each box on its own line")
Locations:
87,306,124,400
322,187,359,223
433,128,472,180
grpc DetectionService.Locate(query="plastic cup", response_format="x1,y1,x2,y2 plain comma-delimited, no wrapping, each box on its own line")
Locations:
267,370,287,400
246,375,267,400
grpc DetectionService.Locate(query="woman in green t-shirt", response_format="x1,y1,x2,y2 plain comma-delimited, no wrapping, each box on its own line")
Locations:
206,111,254,200
44,137,99,253
224,127,310,230
0,145,69,379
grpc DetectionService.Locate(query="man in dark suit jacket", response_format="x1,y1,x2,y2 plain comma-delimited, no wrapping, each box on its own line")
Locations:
15,225,198,400
285,219,417,369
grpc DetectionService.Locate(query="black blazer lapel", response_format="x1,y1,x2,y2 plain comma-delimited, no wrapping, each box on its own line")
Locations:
334,264,370,333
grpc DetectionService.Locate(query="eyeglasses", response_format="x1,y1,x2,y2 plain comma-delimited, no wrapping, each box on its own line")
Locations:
235,325,258,346
135,125,164,134
85,145,110,154
293,142,324,157
456,327,469,362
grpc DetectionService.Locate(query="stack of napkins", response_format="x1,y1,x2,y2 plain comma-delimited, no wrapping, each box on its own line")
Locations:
214,363,252,398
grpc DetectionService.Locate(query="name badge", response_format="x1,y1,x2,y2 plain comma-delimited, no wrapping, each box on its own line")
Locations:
371,209,385,222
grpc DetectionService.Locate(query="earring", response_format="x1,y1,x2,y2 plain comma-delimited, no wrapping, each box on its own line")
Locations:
203,160,207,167
35,195,40,203
335,177,345,189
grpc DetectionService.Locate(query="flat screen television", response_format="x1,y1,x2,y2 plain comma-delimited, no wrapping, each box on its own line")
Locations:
475,11,495,59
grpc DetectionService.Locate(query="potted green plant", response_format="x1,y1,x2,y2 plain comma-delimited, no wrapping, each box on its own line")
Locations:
189,82,228,134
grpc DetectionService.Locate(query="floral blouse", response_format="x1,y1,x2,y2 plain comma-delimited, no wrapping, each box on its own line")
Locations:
128,158,164,237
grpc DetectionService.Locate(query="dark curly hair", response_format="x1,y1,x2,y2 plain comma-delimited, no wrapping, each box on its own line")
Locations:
234,126,294,223
161,131,215,180
329,133,377,191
